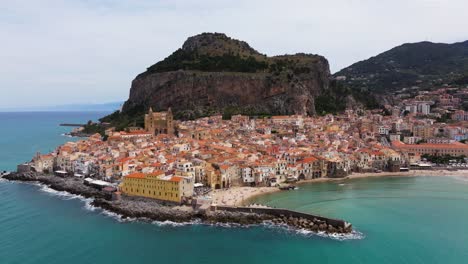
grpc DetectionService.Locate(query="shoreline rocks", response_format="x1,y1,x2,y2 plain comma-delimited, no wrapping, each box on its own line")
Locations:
2,172,352,234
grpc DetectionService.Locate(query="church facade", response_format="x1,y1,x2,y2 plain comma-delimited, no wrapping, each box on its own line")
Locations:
144,108,175,136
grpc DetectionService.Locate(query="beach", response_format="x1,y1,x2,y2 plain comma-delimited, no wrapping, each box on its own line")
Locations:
211,186,280,206
211,170,468,206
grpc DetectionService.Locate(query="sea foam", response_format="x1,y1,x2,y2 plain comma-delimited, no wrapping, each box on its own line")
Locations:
37,183,130,221
152,219,201,227
34,181,365,240
261,221,365,241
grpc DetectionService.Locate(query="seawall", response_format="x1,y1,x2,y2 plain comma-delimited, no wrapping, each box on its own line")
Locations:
212,205,352,232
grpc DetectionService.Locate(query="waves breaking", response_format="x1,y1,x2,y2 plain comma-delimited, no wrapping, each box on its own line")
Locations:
32,181,364,240
37,183,132,222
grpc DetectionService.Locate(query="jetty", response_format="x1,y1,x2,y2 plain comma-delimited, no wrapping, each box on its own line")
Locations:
212,205,352,232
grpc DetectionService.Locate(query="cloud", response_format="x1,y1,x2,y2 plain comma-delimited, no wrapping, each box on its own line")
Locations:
1,0,467,108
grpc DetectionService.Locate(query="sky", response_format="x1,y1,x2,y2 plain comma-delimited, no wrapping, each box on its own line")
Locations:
1,0,468,109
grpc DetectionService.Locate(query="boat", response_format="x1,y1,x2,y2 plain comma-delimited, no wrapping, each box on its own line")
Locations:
279,184,297,190
285,176,297,183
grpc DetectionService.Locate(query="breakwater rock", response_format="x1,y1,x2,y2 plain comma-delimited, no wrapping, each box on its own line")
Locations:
92,198,275,225
3,172,352,234
213,206,352,233
3,172,105,199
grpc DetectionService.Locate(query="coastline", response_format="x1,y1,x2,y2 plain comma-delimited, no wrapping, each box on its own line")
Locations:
7,169,463,233
212,170,468,207
1,172,352,234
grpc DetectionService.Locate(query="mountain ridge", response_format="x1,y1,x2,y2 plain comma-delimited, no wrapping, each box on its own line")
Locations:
334,39,468,93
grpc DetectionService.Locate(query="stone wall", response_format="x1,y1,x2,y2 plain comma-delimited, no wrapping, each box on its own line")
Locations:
212,205,350,229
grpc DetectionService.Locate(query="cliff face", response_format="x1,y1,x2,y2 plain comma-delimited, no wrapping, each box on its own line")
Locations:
121,33,331,119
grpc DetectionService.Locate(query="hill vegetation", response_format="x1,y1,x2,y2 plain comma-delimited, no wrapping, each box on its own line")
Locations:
334,40,468,93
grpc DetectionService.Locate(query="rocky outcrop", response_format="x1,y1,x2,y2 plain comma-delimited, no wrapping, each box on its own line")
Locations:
3,172,105,199
121,33,331,119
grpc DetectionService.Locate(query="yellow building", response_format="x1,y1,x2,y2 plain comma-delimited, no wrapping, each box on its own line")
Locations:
120,171,194,203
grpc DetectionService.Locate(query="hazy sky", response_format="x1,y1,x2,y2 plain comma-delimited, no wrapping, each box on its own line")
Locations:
1,0,468,109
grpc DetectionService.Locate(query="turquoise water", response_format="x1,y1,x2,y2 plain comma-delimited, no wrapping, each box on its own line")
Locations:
1,112,468,263
0,112,108,171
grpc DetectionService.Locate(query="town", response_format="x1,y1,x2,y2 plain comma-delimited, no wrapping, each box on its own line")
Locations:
22,87,468,205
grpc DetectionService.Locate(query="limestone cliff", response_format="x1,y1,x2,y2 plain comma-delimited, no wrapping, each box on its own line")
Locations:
120,33,331,119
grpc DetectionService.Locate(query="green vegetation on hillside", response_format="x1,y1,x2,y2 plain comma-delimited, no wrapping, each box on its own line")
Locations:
81,121,105,135
100,104,146,131
315,80,379,115
146,49,268,74
334,40,468,93
82,105,146,136
452,74,468,85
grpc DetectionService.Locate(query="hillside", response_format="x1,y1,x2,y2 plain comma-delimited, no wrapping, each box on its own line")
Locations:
334,40,468,93
100,33,377,130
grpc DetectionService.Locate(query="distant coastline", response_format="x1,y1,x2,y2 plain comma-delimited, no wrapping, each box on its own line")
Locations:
0,102,122,112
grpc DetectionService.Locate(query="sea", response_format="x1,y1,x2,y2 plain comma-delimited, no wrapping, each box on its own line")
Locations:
1,111,468,264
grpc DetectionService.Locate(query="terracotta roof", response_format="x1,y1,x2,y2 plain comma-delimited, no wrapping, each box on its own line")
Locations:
118,157,132,163
126,172,145,179
393,141,468,150
149,170,165,176
170,176,183,182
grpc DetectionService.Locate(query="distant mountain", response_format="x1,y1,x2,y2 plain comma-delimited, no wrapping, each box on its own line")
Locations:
334,40,468,93
1,102,124,112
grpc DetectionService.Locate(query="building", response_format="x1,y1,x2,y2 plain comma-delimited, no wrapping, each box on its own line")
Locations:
378,126,390,135
389,134,401,142
403,136,422,144
413,125,434,139
144,108,175,136
120,172,194,203
271,115,304,127
392,141,468,156
452,110,468,121
31,152,54,173
404,101,431,115
426,138,454,144
418,103,431,115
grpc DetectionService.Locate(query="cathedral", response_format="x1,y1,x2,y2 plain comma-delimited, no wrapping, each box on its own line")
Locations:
144,107,175,136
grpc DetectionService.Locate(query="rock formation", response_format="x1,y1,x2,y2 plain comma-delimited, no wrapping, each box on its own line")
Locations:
121,33,331,119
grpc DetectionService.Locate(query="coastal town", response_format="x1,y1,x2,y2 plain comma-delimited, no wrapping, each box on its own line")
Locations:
14,86,468,207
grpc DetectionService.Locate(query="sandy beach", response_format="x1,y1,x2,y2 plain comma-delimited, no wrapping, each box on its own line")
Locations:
211,186,280,206
211,170,468,206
